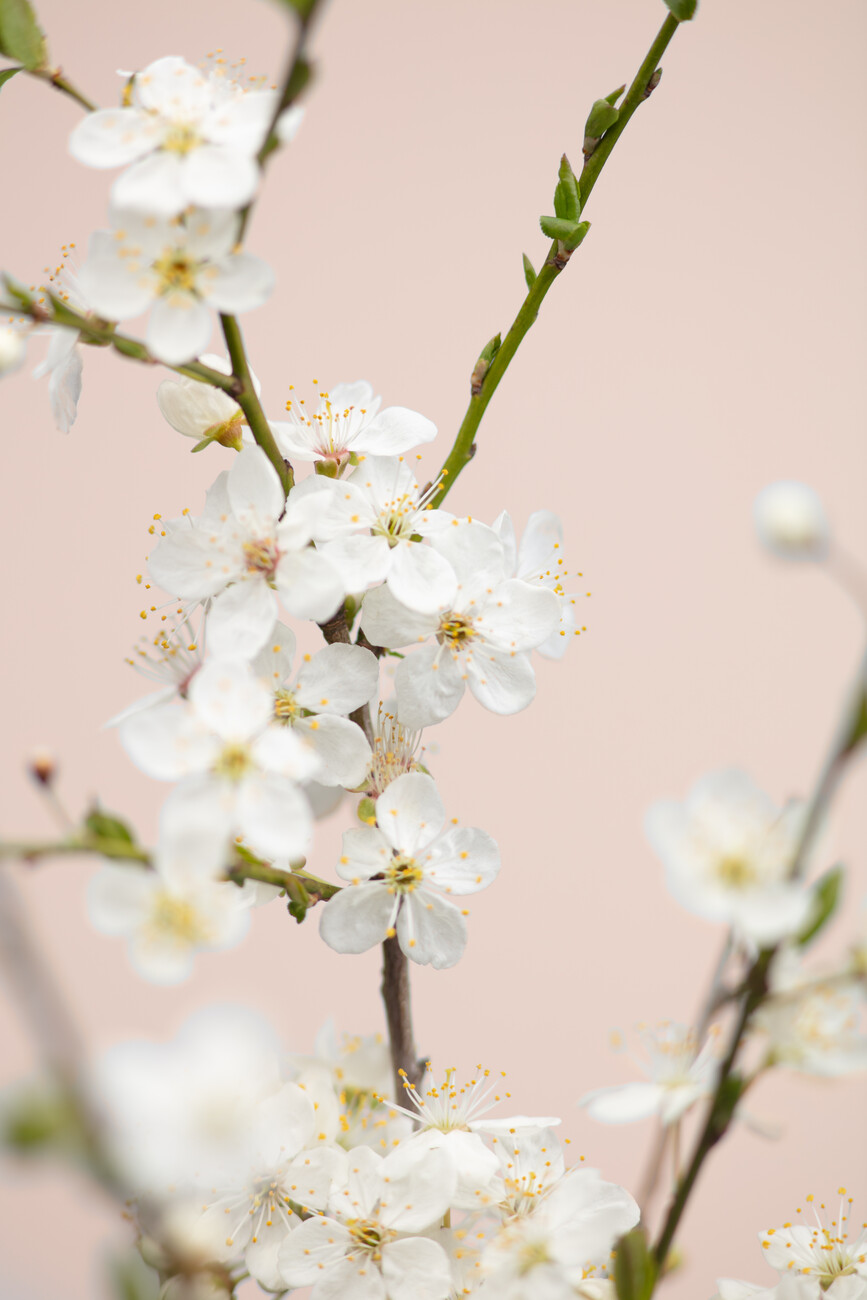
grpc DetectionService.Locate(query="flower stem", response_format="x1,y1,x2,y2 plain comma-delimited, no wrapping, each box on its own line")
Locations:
31,66,97,113
381,937,425,1096
219,313,294,495
431,12,682,509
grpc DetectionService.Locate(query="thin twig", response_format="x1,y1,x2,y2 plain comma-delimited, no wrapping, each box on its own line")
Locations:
381,936,425,1096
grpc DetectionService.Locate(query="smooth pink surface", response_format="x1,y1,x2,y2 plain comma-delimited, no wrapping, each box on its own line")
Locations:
1,0,865,1295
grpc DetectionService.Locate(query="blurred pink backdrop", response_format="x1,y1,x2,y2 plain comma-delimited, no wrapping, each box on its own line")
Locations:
1,0,865,1295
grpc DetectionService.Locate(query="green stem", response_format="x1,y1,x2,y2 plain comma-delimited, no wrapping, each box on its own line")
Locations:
0,836,149,863
31,66,97,113
431,11,682,509
226,860,339,900
220,313,294,495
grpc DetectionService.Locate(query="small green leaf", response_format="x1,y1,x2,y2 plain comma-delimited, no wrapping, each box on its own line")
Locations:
0,0,47,70
553,153,580,222
797,864,844,947
285,874,310,923
605,82,627,107
84,806,135,846
0,64,21,91
614,1227,657,1300
839,686,867,759
663,0,698,19
478,332,501,365
522,253,536,290
584,97,620,141
273,0,317,16
539,216,591,250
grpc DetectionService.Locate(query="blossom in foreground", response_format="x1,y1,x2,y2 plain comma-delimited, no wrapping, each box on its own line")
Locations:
69,56,276,215
148,447,344,655
270,379,437,470
320,771,500,968
493,508,582,659
488,1123,566,1217
645,769,813,946
78,210,274,365
579,1021,720,1126
277,1141,456,1300
753,481,829,561
253,623,378,787
157,352,254,450
361,521,560,729
480,1166,640,1298
309,455,459,612
118,657,317,859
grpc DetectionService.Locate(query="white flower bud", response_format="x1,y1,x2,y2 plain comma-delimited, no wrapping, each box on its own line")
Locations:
0,326,25,376
753,480,829,560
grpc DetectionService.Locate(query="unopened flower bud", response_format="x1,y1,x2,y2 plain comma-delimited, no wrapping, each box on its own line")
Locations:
753,480,829,560
357,796,377,825
27,748,57,786
157,354,255,451
0,326,25,376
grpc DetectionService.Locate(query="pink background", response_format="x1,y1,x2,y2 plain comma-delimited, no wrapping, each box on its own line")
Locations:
1,0,865,1294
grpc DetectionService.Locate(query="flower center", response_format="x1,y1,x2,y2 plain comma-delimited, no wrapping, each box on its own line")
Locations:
715,856,756,889
347,1218,392,1259
386,853,424,893
147,892,211,946
213,742,253,781
437,613,476,649
274,688,300,724
373,496,417,546
366,707,423,799
242,537,281,578
518,1238,552,1275
161,122,202,155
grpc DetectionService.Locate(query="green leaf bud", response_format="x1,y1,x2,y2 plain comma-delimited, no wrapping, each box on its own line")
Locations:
522,253,536,290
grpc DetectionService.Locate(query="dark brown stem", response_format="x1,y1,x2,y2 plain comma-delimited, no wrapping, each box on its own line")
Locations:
381,936,425,1095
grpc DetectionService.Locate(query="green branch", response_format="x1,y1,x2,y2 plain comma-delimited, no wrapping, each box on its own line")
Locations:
431,11,682,508
220,313,294,494
30,65,96,112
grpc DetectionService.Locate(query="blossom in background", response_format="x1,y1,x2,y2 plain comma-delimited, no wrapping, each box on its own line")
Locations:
271,379,437,471
157,352,255,450
750,949,867,1076
645,768,813,946
252,623,378,788
493,508,582,659
361,521,560,729
277,1141,456,1300
78,209,274,365
754,481,829,561
579,1021,720,1126
69,56,277,215
362,703,425,800
148,447,345,655
308,455,459,612
118,657,317,860
0,324,26,375
320,771,500,968
30,246,94,432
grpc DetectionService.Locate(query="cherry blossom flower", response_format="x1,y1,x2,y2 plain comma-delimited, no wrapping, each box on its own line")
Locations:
754,482,829,561
117,657,317,860
31,249,91,432
319,771,500,969
579,1021,720,1125
360,521,560,729
488,1123,566,1218
148,447,345,655
157,353,257,450
277,1141,456,1300
493,509,583,659
645,769,813,946
271,379,436,470
362,703,425,800
751,951,867,1076
78,209,274,365
252,622,378,787
69,56,277,215
0,324,25,374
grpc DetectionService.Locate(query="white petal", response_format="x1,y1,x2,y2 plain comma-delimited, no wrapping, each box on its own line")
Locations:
87,865,153,935
245,1217,291,1292
203,89,277,152
206,579,278,657
201,252,275,313
395,645,465,729
295,642,380,714
491,509,517,575
47,345,83,433
277,1216,352,1288
157,373,240,437
183,208,240,261
68,108,159,168
423,826,500,894
299,714,371,788
466,647,536,714
112,152,186,215
518,510,564,577
118,702,217,779
386,541,457,613
251,620,297,685
579,1082,666,1124
182,145,260,209
237,771,313,860
319,884,394,955
189,657,273,739
432,520,505,596
78,237,154,320
381,1237,452,1300
251,724,320,781
318,534,391,593
477,580,561,651
146,293,213,364
397,891,466,969
336,827,391,881
227,443,284,525
360,584,436,649
147,525,236,599
133,56,211,115
375,772,444,855
361,405,437,454
378,1141,456,1232
275,549,344,623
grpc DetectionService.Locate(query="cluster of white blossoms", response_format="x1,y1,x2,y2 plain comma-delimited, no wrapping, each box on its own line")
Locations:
89,1006,640,1298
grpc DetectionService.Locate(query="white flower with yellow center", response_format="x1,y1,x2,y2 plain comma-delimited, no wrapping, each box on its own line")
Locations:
86,807,252,984
270,379,437,471
31,244,89,432
277,1141,456,1300
78,208,274,365
117,657,318,860
751,950,867,1077
319,771,500,969
579,1021,721,1126
69,56,278,216
360,521,560,729
253,621,378,788
645,769,812,946
488,1124,566,1220
758,1191,867,1287
493,508,584,659
383,1066,560,1212
148,447,345,656
363,703,425,800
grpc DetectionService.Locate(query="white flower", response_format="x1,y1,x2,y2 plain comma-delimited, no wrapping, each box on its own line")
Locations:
157,353,257,450
754,482,829,561
645,769,813,946
117,657,317,860
751,951,867,1076
31,248,91,432
384,1065,559,1212
309,455,459,612
488,1123,566,1218
271,379,437,470
756,1190,867,1290
86,807,252,984
363,703,425,799
195,1082,348,1291
78,210,273,365
319,771,500,969
480,1166,639,1297
277,1141,456,1300
361,521,560,729
493,509,583,659
579,1022,720,1126
253,621,378,787
108,609,205,727
0,324,26,375
148,447,345,655
69,56,276,216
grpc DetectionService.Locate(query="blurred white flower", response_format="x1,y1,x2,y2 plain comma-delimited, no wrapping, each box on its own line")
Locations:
579,1021,720,1125
754,481,829,561
751,949,867,1076
0,324,26,375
